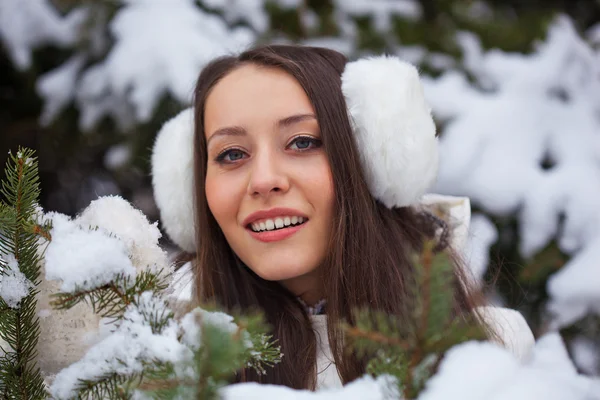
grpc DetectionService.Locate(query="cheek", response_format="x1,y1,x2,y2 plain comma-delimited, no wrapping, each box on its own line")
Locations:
308,159,335,215
205,173,239,227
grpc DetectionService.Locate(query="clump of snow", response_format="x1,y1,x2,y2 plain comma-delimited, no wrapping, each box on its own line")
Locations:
423,16,600,327
0,0,87,70
0,252,33,308
43,211,136,292
222,375,395,400
179,309,203,350
43,196,172,292
419,334,598,400
76,195,169,273
546,234,600,327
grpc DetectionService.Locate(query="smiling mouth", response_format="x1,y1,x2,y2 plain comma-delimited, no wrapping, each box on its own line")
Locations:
247,216,308,233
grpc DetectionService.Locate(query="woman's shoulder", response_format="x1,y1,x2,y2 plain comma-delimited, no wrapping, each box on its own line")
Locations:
475,306,536,361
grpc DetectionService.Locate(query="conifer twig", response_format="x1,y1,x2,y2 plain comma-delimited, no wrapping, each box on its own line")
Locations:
0,148,47,399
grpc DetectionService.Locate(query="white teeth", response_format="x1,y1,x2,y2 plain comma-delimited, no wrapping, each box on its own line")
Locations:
250,216,307,232
265,219,275,230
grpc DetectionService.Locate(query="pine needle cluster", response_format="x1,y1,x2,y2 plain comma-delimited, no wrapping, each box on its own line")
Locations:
344,241,487,399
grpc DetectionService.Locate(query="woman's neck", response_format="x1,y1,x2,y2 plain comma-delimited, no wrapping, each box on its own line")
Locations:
279,269,324,306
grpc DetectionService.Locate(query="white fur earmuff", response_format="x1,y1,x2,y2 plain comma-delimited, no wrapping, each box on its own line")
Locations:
341,55,439,208
151,108,196,253
151,55,440,252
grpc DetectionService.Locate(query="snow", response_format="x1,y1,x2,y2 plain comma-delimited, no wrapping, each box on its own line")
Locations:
49,292,193,399
0,0,86,70
571,336,599,376
419,334,599,400
204,0,269,33
43,196,173,292
43,211,136,292
75,196,169,273
37,55,86,126
179,307,240,350
32,0,256,131
222,335,600,399
222,375,394,400
423,17,600,327
333,0,421,32
546,234,600,327
0,252,33,308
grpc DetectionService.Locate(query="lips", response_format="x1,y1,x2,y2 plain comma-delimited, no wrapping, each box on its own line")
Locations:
243,207,309,243
247,221,306,242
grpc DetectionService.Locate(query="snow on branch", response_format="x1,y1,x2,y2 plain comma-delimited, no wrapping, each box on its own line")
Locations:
37,0,256,131
0,0,86,70
423,16,600,327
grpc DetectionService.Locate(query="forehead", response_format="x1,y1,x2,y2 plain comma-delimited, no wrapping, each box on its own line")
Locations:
204,64,315,133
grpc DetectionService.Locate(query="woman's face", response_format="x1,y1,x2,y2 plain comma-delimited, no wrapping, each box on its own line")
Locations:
204,64,335,302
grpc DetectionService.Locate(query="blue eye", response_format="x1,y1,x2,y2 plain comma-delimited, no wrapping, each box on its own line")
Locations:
289,136,322,151
216,148,246,163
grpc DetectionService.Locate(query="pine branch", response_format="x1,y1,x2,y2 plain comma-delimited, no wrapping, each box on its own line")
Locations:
344,308,414,359
51,269,171,321
344,241,486,399
0,148,47,399
72,371,135,400
135,309,282,400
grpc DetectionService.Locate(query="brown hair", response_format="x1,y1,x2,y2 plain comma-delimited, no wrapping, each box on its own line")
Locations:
191,44,487,389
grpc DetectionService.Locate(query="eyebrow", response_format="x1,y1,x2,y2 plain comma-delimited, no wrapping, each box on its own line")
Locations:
276,113,316,129
206,113,317,146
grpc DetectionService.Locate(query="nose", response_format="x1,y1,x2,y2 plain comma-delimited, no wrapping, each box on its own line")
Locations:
247,149,290,197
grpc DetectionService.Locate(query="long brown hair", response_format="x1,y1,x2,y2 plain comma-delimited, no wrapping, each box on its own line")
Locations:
191,44,487,389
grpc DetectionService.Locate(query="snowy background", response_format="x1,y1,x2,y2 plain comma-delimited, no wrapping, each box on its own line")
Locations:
1,0,600,397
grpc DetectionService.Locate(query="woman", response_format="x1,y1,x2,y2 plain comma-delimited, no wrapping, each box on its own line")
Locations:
151,44,534,390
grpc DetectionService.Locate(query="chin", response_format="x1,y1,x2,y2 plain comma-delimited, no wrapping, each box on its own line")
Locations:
250,260,318,282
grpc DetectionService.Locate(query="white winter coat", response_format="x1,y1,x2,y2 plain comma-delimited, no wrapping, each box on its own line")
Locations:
312,307,535,389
